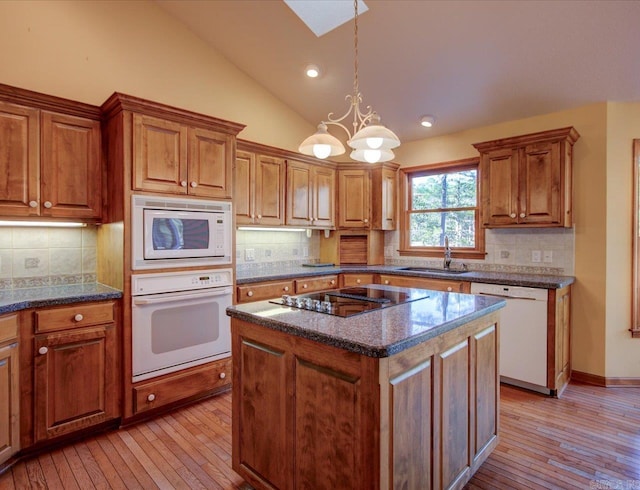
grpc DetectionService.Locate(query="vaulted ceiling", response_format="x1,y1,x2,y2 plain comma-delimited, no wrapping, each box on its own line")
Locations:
155,0,640,143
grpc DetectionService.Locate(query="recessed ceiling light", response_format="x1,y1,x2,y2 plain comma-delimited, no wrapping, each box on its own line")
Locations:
305,64,320,78
420,115,436,128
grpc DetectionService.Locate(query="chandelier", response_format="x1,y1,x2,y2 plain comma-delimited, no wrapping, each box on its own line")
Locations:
298,0,400,164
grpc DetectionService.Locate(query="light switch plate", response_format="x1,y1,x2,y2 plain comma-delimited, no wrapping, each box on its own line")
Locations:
531,250,541,263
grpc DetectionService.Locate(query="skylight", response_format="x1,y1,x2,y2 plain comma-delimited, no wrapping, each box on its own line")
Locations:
283,0,369,37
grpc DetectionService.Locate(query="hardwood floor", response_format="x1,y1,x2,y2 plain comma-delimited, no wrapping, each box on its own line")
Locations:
1,382,638,489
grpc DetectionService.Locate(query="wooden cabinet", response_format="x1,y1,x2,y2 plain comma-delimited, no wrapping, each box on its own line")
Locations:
231,309,499,489
379,274,471,293
31,301,119,443
341,273,376,287
133,113,233,199
286,159,336,228
337,162,398,230
294,275,338,293
473,127,579,228
237,280,295,303
0,314,19,465
549,285,571,396
0,88,102,221
235,149,286,226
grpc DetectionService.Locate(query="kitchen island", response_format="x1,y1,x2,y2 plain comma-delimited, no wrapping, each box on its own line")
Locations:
226,285,505,490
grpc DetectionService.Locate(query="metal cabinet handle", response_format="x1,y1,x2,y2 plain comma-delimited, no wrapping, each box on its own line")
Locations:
510,213,516,218
363,218,369,223
247,291,254,297
219,372,226,379
74,313,84,322
43,201,52,209
29,200,38,208
302,284,308,289
356,279,361,284
283,286,289,292
190,181,198,188
330,280,335,285
384,280,390,285
257,214,262,219
181,181,188,187
38,346,48,355
447,287,453,292
519,213,526,218
147,394,156,402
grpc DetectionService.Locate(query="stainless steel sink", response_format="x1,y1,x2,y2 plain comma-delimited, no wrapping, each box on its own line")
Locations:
398,267,469,275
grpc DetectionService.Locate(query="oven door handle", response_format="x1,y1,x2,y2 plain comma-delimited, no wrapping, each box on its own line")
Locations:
132,287,233,305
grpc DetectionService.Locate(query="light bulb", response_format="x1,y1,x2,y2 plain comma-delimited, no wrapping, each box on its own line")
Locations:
420,115,435,128
313,144,332,159
305,64,320,78
365,137,383,149
364,149,381,163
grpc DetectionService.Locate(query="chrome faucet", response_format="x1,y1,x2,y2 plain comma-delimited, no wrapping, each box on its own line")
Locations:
444,235,452,270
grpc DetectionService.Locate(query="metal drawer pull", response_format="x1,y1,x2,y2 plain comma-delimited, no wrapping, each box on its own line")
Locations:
38,346,48,355
74,313,84,322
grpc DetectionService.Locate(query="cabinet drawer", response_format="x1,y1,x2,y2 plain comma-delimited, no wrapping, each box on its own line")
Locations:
35,302,115,333
379,275,470,293
295,275,339,293
341,273,376,287
237,280,294,303
133,358,232,415
0,314,18,344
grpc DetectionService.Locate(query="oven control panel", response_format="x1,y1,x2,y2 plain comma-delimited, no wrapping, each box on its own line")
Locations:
132,268,233,295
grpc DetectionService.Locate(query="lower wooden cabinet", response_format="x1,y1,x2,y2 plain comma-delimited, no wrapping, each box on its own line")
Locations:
237,280,294,304
379,274,471,293
232,310,499,489
341,273,376,287
0,314,19,465
294,275,338,293
132,358,231,415
549,285,571,395
30,301,119,443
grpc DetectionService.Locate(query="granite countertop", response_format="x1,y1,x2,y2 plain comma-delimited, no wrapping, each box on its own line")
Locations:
226,284,506,358
235,264,575,289
0,283,123,314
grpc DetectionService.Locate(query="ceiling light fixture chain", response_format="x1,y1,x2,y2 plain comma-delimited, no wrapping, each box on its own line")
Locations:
298,0,400,163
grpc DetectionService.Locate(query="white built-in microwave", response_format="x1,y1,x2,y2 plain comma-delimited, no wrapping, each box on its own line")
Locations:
131,194,232,270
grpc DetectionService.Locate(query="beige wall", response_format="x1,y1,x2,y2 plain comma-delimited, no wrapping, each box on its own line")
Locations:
394,103,640,379
605,102,640,377
0,0,313,150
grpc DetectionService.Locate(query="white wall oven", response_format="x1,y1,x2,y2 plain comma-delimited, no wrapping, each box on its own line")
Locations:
131,269,233,383
131,194,232,270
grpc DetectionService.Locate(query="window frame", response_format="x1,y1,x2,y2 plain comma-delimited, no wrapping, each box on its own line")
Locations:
398,157,486,259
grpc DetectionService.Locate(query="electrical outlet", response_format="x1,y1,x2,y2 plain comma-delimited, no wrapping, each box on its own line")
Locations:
543,250,553,263
245,249,255,261
531,250,541,263
303,246,309,257
500,250,510,259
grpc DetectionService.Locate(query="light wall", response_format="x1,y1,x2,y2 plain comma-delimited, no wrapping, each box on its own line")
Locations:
395,102,640,379
0,0,313,150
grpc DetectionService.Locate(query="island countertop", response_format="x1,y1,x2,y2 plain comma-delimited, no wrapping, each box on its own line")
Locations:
226,284,505,358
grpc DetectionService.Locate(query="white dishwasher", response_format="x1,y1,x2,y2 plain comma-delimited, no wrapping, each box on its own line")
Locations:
470,283,549,394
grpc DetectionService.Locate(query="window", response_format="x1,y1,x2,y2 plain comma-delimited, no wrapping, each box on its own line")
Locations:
399,158,485,259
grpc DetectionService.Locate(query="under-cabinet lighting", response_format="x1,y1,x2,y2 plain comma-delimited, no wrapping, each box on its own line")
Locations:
237,227,307,232
0,221,87,228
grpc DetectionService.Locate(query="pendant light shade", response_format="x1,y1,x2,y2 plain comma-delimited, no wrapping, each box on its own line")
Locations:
349,148,395,164
298,123,346,159
348,115,400,151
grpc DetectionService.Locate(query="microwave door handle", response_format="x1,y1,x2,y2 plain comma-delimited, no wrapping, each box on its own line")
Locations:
132,287,232,305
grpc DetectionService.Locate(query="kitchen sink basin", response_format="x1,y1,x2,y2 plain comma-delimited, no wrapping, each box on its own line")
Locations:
398,267,470,274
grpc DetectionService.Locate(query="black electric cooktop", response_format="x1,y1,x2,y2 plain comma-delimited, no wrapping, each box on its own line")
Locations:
269,286,429,317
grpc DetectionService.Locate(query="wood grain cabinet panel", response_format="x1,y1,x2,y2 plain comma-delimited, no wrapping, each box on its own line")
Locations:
235,150,286,226
286,159,335,228
378,274,470,293
474,127,579,228
32,301,118,443
236,280,294,303
338,168,370,229
294,275,338,294
0,313,19,466
0,95,102,221
187,127,233,199
341,273,376,287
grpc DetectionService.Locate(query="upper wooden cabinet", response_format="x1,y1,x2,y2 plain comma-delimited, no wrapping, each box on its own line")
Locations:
286,159,336,228
337,162,398,230
0,85,103,221
133,113,234,199
473,127,579,228
235,144,286,226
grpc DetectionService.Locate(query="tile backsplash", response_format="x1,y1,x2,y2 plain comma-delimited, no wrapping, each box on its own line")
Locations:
0,226,97,289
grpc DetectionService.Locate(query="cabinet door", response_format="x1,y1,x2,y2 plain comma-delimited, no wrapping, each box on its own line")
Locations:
188,127,233,198
133,113,188,194
256,154,286,226
0,101,39,217
372,166,397,230
338,169,370,228
313,165,335,228
0,342,19,465
34,324,118,442
234,150,255,225
286,160,312,226
519,142,562,225
41,111,102,219
480,148,519,227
